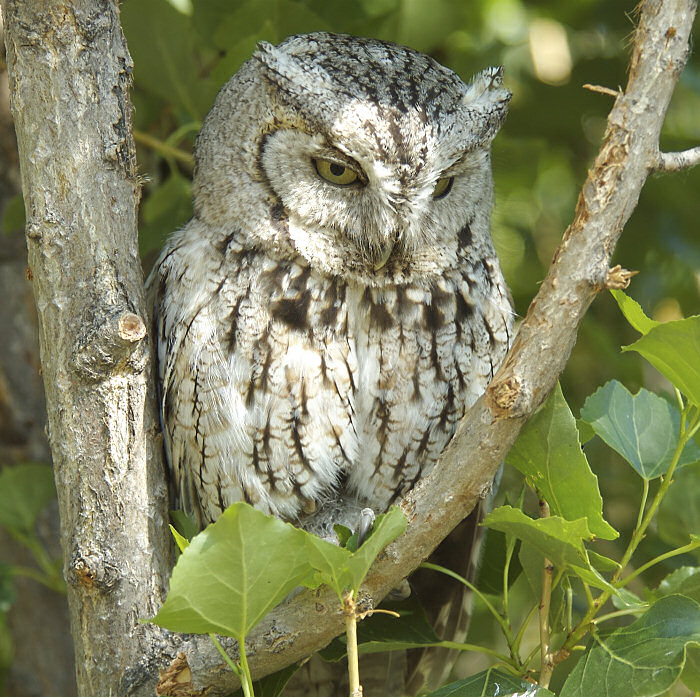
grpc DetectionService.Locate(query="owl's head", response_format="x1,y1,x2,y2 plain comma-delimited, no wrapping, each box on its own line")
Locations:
193,32,510,285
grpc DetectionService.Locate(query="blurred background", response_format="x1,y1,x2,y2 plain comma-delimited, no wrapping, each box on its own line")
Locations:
0,1,698,695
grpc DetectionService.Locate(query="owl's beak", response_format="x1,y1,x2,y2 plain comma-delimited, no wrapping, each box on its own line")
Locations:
372,241,394,271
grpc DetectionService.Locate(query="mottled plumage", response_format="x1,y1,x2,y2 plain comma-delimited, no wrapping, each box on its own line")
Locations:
151,33,512,541
150,31,513,696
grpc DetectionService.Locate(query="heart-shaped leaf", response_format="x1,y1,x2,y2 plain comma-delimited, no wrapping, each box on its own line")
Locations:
581,380,700,479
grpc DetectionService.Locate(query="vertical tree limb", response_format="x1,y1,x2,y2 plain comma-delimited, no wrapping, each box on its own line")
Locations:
1,2,171,695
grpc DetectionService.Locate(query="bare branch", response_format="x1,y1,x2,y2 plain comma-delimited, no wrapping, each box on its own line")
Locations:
652,145,700,172
582,83,621,97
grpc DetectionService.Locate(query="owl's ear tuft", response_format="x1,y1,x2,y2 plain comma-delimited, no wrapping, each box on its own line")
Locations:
253,40,332,100
457,66,511,145
462,66,512,109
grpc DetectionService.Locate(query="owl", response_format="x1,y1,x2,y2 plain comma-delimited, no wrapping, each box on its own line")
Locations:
150,30,513,695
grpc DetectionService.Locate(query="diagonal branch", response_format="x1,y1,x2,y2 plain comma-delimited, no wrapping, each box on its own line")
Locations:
2,0,696,695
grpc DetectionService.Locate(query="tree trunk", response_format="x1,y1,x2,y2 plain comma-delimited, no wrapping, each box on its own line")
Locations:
1,2,171,695
0,18,76,697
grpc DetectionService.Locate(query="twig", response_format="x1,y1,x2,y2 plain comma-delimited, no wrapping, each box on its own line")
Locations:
133,129,195,168
583,83,621,97
651,146,700,173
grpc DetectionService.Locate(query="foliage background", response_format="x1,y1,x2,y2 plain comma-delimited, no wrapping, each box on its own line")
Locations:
0,0,698,694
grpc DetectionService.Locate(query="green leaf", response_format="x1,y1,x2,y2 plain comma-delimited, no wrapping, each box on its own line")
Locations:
507,384,617,539
581,380,700,479
305,507,406,599
0,464,56,532
588,550,620,573
333,524,352,548
228,663,300,697
622,316,700,405
477,529,522,596
170,509,200,541
560,595,700,697
517,542,565,623
483,507,591,572
575,418,596,444
656,567,700,604
610,289,659,335
121,0,218,119
611,587,647,612
150,503,313,638
423,667,555,696
169,524,190,553
681,645,700,691
658,466,700,549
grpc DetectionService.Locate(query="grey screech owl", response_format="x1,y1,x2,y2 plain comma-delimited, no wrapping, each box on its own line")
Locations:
151,32,513,540
150,31,513,694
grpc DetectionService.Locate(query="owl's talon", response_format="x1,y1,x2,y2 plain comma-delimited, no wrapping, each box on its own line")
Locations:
357,507,376,547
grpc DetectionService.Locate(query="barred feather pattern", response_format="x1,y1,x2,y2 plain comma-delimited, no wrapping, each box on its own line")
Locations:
153,220,511,535
150,31,513,693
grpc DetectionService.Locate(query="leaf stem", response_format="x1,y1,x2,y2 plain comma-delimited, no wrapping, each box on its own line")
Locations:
556,402,695,658
420,561,523,668
618,538,700,588
593,606,648,624
343,591,362,697
209,634,254,697
513,603,539,659
437,640,513,663
420,562,506,636
9,564,60,590
636,479,649,531
613,417,688,585
538,501,555,689
238,638,255,697
8,528,65,592
502,531,517,621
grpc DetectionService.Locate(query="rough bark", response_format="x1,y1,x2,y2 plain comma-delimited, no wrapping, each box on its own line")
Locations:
0,16,77,697
1,2,171,696
1,0,697,696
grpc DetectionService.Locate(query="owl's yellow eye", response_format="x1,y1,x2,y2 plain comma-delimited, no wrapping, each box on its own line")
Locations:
313,159,360,186
432,176,454,199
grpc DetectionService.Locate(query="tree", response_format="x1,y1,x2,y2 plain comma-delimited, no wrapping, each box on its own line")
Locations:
0,1,698,696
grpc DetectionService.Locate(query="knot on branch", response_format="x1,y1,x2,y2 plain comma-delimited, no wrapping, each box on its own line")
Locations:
605,265,638,290
71,548,119,591
487,375,530,417
156,653,206,697
73,308,148,380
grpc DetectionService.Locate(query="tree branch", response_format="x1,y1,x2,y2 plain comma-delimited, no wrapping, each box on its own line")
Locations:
1,2,173,695
2,0,697,695
652,145,700,172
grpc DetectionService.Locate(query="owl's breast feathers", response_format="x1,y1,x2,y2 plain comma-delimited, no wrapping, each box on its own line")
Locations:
153,228,512,532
